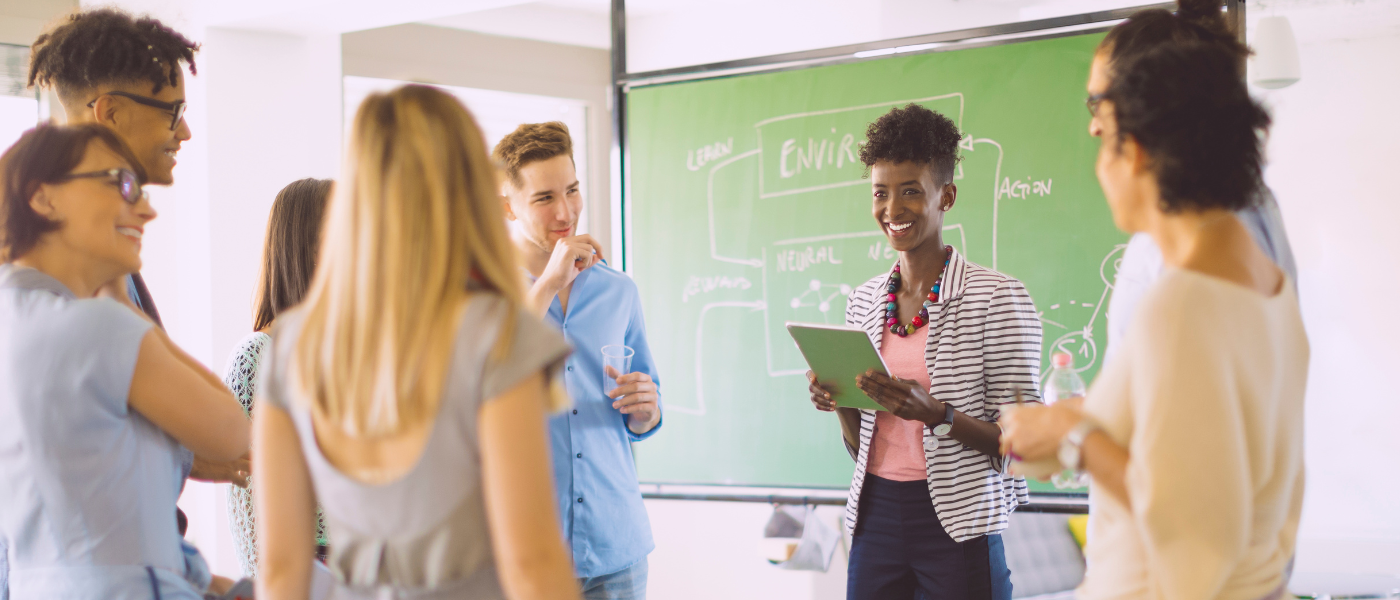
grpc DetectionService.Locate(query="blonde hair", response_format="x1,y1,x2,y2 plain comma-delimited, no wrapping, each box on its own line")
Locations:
292,85,523,437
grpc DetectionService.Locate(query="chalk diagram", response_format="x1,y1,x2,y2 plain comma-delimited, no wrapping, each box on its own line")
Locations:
669,94,1118,416
1038,244,1126,388
789,280,855,322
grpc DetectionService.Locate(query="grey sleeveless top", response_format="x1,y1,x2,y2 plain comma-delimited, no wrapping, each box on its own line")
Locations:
259,294,571,599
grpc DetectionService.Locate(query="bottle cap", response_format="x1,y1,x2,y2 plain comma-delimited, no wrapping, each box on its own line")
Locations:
1052,352,1073,369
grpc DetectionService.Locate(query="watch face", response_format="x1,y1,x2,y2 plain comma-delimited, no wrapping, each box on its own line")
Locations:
933,423,952,436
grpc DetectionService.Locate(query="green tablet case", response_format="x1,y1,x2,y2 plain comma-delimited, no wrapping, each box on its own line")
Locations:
786,322,890,412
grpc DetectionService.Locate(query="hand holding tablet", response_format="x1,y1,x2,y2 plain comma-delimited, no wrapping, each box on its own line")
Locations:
787,323,890,412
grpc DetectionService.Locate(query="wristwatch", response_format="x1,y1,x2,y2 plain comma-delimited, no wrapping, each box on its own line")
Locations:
932,403,955,436
1057,419,1098,471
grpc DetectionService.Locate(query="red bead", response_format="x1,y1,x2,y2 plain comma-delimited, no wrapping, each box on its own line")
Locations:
911,316,924,327
927,293,937,301
886,317,898,325
887,293,896,301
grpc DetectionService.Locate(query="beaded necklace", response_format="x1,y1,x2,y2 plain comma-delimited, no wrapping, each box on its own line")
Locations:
885,246,952,337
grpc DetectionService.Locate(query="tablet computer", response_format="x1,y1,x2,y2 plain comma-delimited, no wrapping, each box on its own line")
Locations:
786,322,889,411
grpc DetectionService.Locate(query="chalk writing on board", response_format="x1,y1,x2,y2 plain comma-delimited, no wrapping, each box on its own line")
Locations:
681,275,752,303
788,279,854,322
674,93,1103,419
757,93,965,199
1039,244,1125,383
687,138,734,172
774,245,843,272
997,176,1053,200
778,132,860,178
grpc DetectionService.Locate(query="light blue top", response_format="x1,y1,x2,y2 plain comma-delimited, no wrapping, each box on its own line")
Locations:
542,263,662,578
1107,187,1298,357
0,265,202,600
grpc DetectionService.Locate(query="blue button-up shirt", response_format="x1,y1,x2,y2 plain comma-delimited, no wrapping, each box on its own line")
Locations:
542,263,661,577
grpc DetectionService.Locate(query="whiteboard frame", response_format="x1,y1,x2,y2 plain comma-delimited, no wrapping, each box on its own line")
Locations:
610,1,1244,510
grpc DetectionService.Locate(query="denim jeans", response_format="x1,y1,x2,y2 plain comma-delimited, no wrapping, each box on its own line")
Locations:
579,558,648,600
847,475,1012,600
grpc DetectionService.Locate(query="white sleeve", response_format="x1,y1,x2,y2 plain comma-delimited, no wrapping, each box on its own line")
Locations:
1106,233,1165,360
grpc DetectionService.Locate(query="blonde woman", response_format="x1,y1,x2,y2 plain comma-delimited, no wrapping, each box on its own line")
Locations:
253,85,581,600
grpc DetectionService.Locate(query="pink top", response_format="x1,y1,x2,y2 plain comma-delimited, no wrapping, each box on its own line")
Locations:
866,327,933,482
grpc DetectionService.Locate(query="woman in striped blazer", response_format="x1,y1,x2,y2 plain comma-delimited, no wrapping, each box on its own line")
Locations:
807,104,1043,600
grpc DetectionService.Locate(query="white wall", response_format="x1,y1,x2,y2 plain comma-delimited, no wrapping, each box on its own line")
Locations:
646,501,849,600
341,24,615,259
1252,18,1400,575
0,0,75,46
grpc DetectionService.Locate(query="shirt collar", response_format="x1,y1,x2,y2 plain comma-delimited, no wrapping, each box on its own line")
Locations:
0,264,77,300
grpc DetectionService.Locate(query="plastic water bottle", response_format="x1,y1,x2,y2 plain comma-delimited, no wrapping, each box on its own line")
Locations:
1043,352,1086,406
1042,352,1089,489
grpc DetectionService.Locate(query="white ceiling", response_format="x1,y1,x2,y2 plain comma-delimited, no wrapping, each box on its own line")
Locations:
416,0,1400,53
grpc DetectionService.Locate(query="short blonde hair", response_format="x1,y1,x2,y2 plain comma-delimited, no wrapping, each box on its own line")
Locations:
292,85,523,437
492,121,573,185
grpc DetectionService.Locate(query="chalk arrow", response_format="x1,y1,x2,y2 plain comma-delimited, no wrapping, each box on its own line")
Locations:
959,134,975,152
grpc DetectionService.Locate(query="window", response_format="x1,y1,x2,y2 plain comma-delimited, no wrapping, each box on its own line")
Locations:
0,44,41,149
342,76,591,232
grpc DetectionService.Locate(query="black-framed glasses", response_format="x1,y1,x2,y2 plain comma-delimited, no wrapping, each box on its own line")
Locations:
1086,93,1107,117
58,168,144,204
87,91,187,131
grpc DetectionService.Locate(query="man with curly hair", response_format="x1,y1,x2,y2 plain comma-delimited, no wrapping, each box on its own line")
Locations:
7,9,242,598
806,103,1041,599
26,8,248,487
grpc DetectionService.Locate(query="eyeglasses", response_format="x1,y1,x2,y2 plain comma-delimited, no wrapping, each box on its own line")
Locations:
87,91,187,131
1085,93,1107,117
58,168,145,204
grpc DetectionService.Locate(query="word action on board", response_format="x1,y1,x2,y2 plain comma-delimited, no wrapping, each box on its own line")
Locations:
996,177,1053,201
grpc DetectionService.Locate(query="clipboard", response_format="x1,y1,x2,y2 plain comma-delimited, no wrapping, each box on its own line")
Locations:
786,322,889,411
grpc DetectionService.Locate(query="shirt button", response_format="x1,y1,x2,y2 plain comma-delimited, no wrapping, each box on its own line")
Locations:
572,409,578,415
567,366,573,371
577,497,584,503
576,453,583,458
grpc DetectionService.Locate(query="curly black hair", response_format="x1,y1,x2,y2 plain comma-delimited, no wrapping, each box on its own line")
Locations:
29,8,199,103
859,104,962,185
1102,0,1250,74
1106,42,1270,213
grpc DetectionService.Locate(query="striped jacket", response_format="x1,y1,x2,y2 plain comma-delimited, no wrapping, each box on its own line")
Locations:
843,248,1043,542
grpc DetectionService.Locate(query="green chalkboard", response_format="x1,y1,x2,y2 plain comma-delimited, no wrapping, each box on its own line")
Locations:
627,32,1125,491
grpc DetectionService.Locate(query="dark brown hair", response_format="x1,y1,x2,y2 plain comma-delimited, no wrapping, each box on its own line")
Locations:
859,103,962,185
1100,0,1249,74
253,178,331,331
492,121,573,185
29,8,199,104
0,123,148,261
1106,42,1270,213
